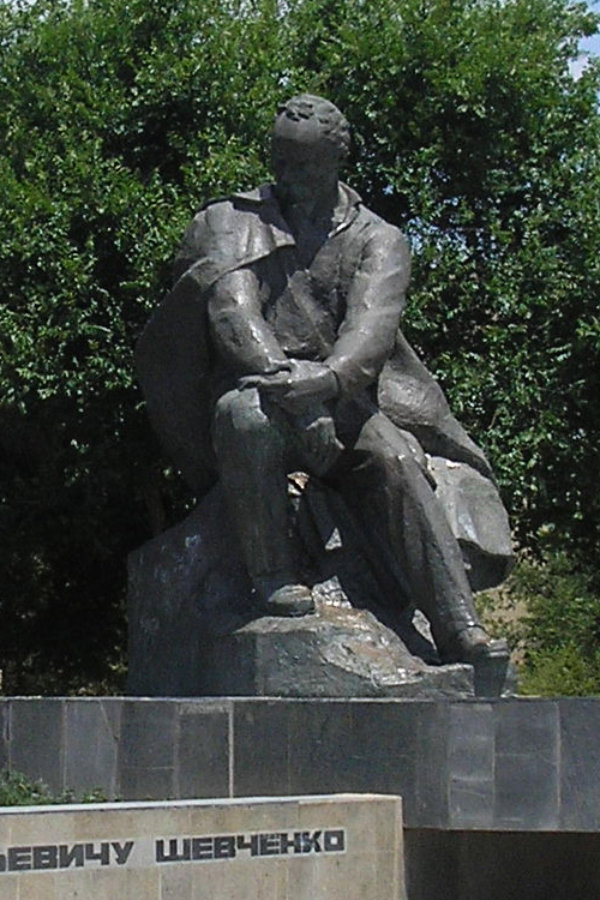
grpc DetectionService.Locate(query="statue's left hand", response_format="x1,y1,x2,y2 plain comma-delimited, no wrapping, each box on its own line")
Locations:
238,360,338,414
294,408,343,475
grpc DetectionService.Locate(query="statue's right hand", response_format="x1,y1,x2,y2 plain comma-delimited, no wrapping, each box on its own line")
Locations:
238,360,338,414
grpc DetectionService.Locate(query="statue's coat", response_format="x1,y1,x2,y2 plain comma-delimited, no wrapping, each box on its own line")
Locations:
136,184,513,588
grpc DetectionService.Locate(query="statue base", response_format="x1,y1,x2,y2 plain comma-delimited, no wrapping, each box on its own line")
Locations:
127,484,515,698
197,605,474,699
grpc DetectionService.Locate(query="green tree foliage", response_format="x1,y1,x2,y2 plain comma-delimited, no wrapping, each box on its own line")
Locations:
479,552,600,695
1,0,599,691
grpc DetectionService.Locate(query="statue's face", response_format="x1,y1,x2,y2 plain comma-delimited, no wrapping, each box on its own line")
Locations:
271,115,340,206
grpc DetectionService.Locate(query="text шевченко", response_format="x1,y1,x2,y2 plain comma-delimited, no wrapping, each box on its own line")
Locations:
0,828,346,874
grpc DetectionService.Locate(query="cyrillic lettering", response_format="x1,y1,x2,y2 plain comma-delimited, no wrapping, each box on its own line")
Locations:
298,831,322,853
59,844,85,868
32,846,58,870
258,834,280,856
156,838,191,863
8,847,31,871
84,843,110,866
191,838,213,860
112,841,134,865
324,830,345,852
213,836,235,859
279,832,303,854
236,834,260,856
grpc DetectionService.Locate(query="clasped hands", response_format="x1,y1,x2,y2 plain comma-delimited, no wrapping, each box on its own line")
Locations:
239,360,342,475
238,358,338,411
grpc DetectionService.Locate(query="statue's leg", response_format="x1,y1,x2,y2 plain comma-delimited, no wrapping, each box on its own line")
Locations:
212,387,313,616
331,411,495,663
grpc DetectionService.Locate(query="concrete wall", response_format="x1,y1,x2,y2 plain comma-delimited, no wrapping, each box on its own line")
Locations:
0,794,405,899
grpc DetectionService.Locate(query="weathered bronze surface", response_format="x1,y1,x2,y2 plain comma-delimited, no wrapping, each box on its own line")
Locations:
136,95,513,668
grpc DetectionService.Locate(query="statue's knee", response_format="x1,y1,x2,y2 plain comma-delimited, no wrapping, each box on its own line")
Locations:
369,444,424,488
212,388,273,451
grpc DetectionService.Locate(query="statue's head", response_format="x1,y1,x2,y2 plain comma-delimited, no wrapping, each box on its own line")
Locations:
272,95,350,206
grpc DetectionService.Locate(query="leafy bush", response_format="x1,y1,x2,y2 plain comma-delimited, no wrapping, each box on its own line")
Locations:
518,553,600,695
519,644,600,697
479,552,600,696
0,770,106,806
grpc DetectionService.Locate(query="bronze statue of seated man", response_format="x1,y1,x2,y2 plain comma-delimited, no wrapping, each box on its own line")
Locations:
137,94,514,666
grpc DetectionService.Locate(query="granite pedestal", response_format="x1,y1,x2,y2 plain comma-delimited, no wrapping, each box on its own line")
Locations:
2,696,599,898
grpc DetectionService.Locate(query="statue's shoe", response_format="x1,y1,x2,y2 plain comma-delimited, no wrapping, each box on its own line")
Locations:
440,625,509,665
254,573,315,617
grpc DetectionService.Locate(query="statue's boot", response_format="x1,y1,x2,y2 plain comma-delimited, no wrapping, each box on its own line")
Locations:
437,625,509,665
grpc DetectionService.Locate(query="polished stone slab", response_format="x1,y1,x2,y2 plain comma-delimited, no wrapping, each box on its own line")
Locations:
1,697,600,832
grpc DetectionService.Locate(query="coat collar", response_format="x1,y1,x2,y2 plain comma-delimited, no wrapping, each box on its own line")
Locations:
232,181,362,239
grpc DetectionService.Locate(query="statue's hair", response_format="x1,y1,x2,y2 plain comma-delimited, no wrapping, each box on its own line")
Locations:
276,94,351,156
